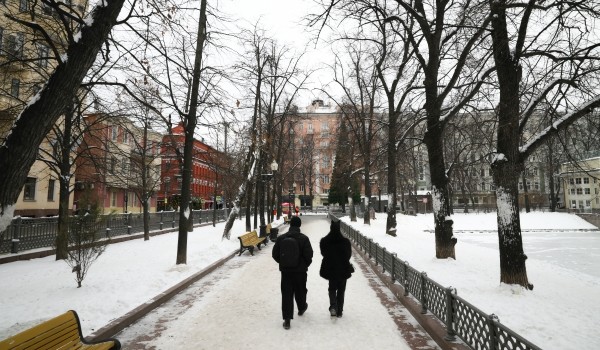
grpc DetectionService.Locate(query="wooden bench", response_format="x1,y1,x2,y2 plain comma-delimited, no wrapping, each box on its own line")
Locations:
237,230,267,256
0,310,121,349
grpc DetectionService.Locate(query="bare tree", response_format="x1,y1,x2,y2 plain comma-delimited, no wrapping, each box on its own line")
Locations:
0,0,127,231
487,0,600,288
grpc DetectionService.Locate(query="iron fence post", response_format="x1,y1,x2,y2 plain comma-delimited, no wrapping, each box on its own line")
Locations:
403,261,410,296
444,286,457,341
105,217,111,238
487,314,499,350
391,253,397,282
159,211,163,230
368,238,373,258
11,217,21,253
172,211,175,228
375,243,379,266
382,247,387,272
420,271,428,314
127,213,132,235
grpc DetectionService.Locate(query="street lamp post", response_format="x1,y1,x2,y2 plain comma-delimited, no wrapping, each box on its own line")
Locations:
269,160,278,222
288,182,296,219
378,185,382,212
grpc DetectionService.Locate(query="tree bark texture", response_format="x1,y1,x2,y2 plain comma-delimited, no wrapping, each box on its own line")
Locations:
490,0,531,288
0,0,126,229
425,117,456,259
176,0,207,265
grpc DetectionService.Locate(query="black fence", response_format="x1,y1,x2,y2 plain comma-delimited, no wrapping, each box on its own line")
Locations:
0,209,231,255
337,217,541,350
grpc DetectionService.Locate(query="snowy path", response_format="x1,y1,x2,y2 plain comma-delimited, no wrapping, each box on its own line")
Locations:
116,216,436,350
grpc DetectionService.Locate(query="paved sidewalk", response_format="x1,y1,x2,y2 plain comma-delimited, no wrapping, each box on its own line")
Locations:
115,216,440,350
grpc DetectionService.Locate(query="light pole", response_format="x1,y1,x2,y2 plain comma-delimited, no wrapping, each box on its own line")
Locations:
378,184,382,212
268,160,278,222
288,182,296,219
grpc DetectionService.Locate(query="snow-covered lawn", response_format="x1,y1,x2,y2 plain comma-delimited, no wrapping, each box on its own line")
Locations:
343,211,600,350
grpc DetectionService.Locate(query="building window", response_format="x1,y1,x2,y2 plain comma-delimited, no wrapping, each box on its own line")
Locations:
569,178,574,185
585,188,591,195
570,188,576,195
571,200,576,208
585,200,591,208
576,178,582,184
47,179,55,201
23,177,36,200
111,126,118,141
37,44,49,68
5,33,24,58
534,182,539,190
123,131,129,144
323,175,330,184
481,182,486,191
110,157,117,174
576,188,583,195
584,178,590,184
111,191,117,206
11,79,20,97
19,0,28,12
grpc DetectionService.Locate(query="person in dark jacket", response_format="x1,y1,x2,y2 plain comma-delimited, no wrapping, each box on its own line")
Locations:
319,219,353,318
272,216,313,330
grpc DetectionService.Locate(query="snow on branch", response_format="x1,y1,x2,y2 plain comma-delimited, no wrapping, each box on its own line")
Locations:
519,96,600,158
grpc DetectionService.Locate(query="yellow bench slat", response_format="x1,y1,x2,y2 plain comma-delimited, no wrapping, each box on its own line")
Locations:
0,311,117,350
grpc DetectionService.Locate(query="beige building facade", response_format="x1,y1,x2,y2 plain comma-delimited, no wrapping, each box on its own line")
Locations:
559,157,600,212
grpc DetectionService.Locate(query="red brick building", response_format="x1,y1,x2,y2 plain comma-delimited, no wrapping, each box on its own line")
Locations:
159,123,224,210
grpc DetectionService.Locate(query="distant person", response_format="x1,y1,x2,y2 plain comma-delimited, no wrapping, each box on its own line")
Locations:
319,219,353,318
295,206,299,216
272,216,313,330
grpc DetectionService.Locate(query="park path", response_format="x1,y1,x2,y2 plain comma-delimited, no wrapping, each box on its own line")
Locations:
115,216,440,350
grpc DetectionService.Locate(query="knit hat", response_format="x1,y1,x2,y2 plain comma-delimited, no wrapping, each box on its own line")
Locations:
290,216,302,227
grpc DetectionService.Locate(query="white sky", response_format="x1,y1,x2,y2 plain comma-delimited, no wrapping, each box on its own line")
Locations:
1,212,599,349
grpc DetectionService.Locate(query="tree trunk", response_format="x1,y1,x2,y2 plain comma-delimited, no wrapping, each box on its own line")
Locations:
425,121,456,259
0,0,126,232
176,0,207,265
522,173,530,212
490,0,531,288
56,104,74,260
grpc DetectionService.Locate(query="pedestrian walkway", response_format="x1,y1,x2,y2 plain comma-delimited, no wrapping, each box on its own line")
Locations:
116,216,440,350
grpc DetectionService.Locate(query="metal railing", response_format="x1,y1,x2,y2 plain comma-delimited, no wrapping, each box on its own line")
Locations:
337,217,541,350
0,209,232,255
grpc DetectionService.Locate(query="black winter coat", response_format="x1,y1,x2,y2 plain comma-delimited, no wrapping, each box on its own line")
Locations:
272,227,313,272
319,230,352,280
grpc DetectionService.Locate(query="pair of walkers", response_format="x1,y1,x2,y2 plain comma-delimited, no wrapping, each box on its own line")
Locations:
272,216,353,330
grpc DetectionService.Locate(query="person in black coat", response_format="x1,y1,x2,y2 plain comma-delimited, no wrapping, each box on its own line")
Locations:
272,216,313,330
319,219,353,318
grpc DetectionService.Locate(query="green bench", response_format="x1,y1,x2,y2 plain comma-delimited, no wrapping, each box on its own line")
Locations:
237,230,267,256
0,310,121,349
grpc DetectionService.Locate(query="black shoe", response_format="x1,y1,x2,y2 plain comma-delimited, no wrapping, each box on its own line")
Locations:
298,303,308,316
329,307,337,317
283,319,290,330
337,311,343,318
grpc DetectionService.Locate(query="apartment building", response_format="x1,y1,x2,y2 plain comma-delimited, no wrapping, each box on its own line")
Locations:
558,157,600,212
159,123,224,210
1,1,87,216
288,99,341,208
74,114,162,214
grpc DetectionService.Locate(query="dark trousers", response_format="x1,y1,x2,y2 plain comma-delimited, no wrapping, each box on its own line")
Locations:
280,271,308,320
328,279,347,313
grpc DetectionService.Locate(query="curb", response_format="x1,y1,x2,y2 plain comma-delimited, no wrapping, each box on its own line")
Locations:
87,249,238,342
350,240,470,350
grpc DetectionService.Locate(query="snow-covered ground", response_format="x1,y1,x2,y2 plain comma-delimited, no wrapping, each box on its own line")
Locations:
0,211,598,349
343,211,600,350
